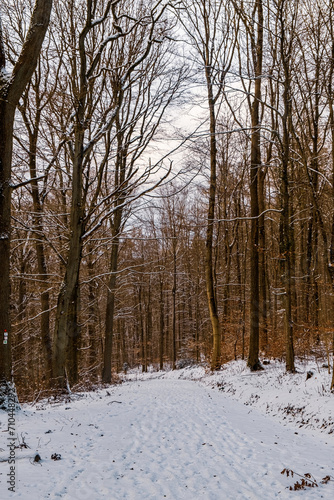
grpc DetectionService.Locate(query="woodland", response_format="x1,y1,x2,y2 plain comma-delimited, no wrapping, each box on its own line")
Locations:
0,0,334,405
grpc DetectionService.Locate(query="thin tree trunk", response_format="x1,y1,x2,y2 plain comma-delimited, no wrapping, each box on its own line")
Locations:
139,286,147,373
281,159,295,372
280,0,295,372
248,0,263,371
326,16,334,389
87,248,98,379
102,211,122,383
147,280,152,368
28,128,52,382
172,239,177,369
205,70,221,371
258,168,268,352
159,277,164,370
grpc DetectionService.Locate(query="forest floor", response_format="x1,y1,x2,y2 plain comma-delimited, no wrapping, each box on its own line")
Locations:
1,358,334,499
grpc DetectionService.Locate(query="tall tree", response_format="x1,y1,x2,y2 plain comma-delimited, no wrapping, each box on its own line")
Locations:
0,0,53,407
101,10,182,382
51,0,126,390
326,0,334,389
247,0,263,371
277,0,298,372
49,0,176,389
177,0,236,370
233,0,264,370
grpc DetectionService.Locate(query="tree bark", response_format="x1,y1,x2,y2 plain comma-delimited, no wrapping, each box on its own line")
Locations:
258,168,268,351
205,62,221,371
279,0,295,372
0,0,53,407
247,0,263,371
52,124,85,389
102,207,123,383
159,276,165,370
325,11,334,389
172,228,177,370
87,247,99,379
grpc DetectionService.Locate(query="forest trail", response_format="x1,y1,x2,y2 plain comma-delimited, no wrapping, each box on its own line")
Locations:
1,378,334,499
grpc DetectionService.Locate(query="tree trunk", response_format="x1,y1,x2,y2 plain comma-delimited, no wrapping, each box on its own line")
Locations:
0,0,53,407
280,0,295,372
53,221,84,389
172,239,177,369
102,208,122,383
159,277,164,370
326,17,334,389
0,104,14,404
281,158,295,372
247,0,263,371
258,168,268,352
138,286,147,373
205,70,221,371
87,248,99,379
52,123,85,389
28,128,52,382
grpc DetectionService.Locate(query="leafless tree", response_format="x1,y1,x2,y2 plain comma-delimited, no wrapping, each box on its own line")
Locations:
0,0,53,407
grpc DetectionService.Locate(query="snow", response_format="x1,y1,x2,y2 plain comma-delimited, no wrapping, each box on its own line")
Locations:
1,359,334,499
126,358,334,435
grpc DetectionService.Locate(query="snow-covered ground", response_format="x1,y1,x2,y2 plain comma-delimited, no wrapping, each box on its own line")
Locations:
126,358,334,436
0,359,334,499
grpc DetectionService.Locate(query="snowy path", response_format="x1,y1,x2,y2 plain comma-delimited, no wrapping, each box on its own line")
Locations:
1,378,334,499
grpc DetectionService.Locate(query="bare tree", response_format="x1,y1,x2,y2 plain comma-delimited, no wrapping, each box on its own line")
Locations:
12,27,62,384
176,0,236,370
0,0,52,407
276,0,299,372
233,0,264,370
101,11,183,381
47,0,177,390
